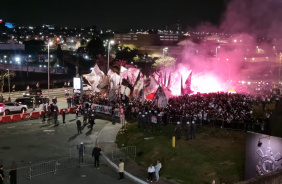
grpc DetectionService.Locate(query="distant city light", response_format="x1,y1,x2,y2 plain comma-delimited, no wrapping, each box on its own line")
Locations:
15,57,20,62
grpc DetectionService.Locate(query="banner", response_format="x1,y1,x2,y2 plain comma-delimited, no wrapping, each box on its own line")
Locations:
90,104,120,117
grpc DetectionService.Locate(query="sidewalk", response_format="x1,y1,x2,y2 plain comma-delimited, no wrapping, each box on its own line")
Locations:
96,121,177,184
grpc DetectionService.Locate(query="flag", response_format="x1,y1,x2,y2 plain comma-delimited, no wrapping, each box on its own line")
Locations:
153,86,168,108
121,78,133,90
132,76,144,98
167,72,171,88
107,69,115,76
83,64,105,92
121,85,131,97
153,72,161,85
184,72,192,94
97,76,109,89
164,72,167,87
120,66,128,80
109,72,121,90
127,68,140,86
144,76,159,98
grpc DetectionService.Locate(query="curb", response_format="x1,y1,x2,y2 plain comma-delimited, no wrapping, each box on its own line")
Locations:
102,153,148,184
98,122,148,184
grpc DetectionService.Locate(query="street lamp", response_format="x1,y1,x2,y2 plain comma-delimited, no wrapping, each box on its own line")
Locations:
163,47,168,58
6,69,10,101
279,55,282,81
47,42,53,97
216,46,220,58
108,40,114,73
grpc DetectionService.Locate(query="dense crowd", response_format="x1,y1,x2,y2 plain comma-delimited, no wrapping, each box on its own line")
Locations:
69,87,281,134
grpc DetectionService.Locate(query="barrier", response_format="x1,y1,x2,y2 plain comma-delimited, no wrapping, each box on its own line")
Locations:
30,112,40,119
68,107,76,113
11,114,22,122
59,108,68,115
21,113,31,120
1,116,12,123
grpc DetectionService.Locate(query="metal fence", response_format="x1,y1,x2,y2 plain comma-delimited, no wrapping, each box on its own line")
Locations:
3,146,135,182
111,146,136,161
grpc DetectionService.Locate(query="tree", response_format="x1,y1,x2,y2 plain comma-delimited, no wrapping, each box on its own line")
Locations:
152,56,176,70
0,70,16,92
86,37,105,56
115,46,139,61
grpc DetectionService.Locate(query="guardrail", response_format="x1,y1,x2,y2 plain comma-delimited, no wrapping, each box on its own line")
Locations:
3,155,106,182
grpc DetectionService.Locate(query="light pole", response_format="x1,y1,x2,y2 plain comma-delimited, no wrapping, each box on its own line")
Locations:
6,69,10,101
163,47,168,58
107,40,114,73
279,55,282,81
47,42,53,97
216,46,220,58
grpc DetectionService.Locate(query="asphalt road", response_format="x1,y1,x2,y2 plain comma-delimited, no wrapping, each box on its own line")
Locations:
2,87,74,102
0,114,134,184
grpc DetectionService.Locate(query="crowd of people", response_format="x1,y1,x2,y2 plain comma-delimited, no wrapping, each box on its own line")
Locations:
72,87,281,136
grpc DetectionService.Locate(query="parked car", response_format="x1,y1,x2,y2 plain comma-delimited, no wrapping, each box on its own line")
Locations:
83,84,92,91
0,102,28,115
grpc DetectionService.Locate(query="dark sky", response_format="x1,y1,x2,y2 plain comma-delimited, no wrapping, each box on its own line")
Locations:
0,0,227,31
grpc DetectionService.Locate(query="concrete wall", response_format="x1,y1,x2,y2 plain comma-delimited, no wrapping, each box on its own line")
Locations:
237,169,282,184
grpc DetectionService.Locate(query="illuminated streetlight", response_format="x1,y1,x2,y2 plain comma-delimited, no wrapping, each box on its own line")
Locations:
6,69,10,101
107,40,114,72
48,41,53,97
279,55,282,81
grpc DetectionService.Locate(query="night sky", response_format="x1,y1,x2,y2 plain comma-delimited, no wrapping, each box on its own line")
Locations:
0,0,227,31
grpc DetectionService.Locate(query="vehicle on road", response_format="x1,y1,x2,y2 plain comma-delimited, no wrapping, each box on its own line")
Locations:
23,89,43,97
0,102,28,115
15,96,49,108
15,97,33,108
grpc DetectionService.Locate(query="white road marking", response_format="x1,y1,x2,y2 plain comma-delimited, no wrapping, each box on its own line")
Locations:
7,126,15,128
43,129,55,133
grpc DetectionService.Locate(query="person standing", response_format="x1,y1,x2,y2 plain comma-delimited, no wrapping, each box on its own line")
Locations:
155,159,162,182
42,103,47,122
111,106,116,125
9,167,17,184
89,110,95,130
92,145,102,169
62,109,66,126
185,121,191,141
120,106,125,130
53,104,58,125
77,142,85,164
118,159,124,180
175,121,181,140
191,120,196,139
0,165,4,184
32,97,36,111
76,117,82,134
147,164,155,182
